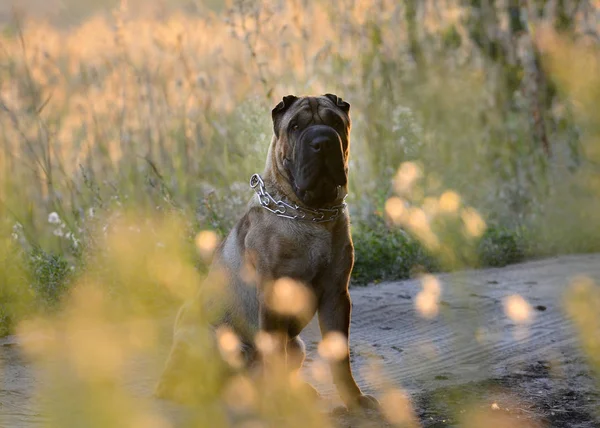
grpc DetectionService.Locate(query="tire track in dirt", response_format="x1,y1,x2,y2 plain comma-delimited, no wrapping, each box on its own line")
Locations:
302,254,600,426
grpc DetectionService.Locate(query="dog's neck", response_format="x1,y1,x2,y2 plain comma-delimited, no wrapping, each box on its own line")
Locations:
251,171,347,225
261,165,305,208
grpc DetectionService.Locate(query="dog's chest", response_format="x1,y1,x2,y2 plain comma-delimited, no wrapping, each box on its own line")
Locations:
246,222,332,282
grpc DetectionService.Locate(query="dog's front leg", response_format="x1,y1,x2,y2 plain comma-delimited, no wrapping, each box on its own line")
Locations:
258,299,289,367
318,289,379,410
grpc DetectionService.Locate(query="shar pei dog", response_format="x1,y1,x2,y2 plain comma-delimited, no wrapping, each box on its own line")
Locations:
156,94,378,410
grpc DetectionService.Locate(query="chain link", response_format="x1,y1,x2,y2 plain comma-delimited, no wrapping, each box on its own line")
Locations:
249,174,346,223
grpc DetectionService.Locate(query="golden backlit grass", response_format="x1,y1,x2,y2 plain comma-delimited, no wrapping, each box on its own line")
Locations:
1,0,598,254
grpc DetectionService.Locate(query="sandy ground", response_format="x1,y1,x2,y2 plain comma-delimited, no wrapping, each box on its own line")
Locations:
2,254,600,427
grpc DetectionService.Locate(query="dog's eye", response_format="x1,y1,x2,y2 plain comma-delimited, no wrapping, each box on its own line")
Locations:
290,123,299,132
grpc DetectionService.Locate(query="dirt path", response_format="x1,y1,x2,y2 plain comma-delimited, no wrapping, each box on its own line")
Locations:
2,254,600,427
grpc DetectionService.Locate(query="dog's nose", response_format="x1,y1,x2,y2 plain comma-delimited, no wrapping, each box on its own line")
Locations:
309,136,328,153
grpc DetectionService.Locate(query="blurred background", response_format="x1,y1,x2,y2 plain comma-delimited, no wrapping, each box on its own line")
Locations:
1,0,599,427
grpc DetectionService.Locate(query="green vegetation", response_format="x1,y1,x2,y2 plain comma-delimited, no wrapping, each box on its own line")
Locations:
352,215,438,285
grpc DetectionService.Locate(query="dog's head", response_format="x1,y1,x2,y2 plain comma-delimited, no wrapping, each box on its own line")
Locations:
270,94,351,208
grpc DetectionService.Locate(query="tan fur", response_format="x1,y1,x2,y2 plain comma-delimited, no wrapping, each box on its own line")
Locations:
156,95,378,410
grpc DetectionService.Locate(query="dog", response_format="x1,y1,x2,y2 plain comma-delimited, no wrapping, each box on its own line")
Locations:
156,94,378,410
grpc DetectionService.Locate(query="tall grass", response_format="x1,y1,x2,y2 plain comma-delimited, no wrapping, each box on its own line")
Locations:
1,1,598,262
1,0,600,426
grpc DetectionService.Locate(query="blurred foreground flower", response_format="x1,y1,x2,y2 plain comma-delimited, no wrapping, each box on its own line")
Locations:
565,276,600,373
503,294,533,324
195,230,219,260
266,277,315,322
415,275,442,319
317,332,348,362
380,388,419,427
394,162,423,196
439,191,461,214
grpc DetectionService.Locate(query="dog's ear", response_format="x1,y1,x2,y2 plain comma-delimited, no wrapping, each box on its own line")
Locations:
324,93,350,114
272,95,299,137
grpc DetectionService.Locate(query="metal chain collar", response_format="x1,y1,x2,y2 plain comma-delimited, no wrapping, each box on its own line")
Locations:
249,174,347,223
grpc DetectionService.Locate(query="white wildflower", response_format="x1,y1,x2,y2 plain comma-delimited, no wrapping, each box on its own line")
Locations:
11,223,22,241
48,212,61,224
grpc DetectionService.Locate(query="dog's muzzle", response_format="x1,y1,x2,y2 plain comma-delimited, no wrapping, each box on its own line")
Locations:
290,125,347,207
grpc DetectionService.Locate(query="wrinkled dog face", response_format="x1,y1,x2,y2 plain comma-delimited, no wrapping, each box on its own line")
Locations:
272,94,351,208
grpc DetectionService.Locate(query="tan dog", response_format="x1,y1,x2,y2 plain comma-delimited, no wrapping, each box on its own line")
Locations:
156,94,378,410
